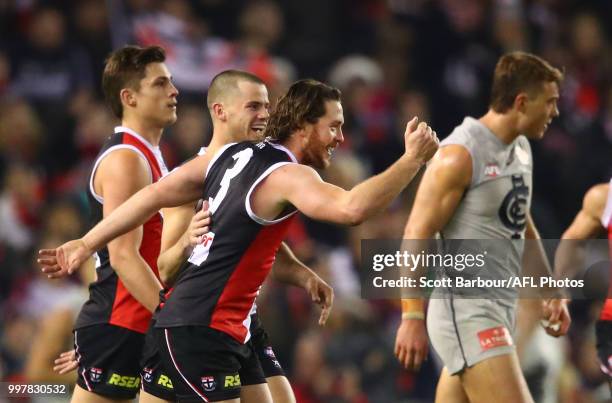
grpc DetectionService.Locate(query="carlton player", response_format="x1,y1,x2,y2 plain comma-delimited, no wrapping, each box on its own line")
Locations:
395,52,570,403
38,45,176,402
46,79,438,402
555,180,612,394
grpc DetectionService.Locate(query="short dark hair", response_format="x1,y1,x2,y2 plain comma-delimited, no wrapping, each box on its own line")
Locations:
102,45,166,119
266,79,341,142
490,52,563,113
207,70,266,110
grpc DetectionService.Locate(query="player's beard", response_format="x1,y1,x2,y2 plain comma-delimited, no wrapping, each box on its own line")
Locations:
302,130,331,169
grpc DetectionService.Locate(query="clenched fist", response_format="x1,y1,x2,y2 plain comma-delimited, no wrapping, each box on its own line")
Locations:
403,117,439,165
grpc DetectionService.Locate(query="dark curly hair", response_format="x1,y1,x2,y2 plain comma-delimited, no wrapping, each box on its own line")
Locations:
102,45,166,119
265,79,341,142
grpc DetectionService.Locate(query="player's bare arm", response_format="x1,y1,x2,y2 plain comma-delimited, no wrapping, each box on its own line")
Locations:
523,214,571,337
50,152,212,274
396,144,472,370
97,149,164,312
546,184,608,338
560,183,608,241
555,183,607,282
523,215,555,286
272,242,334,325
157,202,204,286
262,119,438,225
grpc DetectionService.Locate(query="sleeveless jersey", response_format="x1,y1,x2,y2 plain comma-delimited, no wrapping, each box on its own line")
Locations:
75,126,168,334
155,140,297,343
437,117,533,302
599,179,612,321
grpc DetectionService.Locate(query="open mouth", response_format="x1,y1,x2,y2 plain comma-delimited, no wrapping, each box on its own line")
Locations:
327,146,335,156
251,125,266,135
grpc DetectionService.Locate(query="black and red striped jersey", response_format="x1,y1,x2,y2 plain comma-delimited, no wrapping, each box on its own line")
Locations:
155,140,297,343
75,126,168,334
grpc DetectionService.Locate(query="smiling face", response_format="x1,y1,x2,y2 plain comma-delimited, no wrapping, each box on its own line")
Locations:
129,62,179,128
224,80,270,142
301,100,344,169
519,81,560,139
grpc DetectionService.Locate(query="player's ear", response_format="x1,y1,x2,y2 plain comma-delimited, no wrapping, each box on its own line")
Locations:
212,102,226,122
120,88,136,109
296,123,310,144
514,92,529,113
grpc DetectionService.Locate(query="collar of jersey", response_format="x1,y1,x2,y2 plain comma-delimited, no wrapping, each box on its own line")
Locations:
114,126,160,153
267,141,298,163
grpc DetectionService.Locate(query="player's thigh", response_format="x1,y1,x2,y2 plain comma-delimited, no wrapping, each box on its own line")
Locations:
435,367,469,403
138,389,173,403
240,383,273,403
71,384,132,403
266,375,296,403
238,341,271,403
249,322,292,402
460,352,534,403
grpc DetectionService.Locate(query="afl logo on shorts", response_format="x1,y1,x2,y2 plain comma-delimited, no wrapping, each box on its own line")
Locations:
498,174,529,238
201,376,216,392
89,367,103,383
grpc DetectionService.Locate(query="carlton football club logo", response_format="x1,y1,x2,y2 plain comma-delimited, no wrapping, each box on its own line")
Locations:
498,174,529,238
89,367,103,383
143,368,153,383
201,376,216,392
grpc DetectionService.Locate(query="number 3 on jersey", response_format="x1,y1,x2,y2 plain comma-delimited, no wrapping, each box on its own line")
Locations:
210,148,253,214
188,148,254,265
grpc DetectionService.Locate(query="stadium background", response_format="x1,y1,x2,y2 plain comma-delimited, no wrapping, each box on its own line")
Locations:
0,0,611,401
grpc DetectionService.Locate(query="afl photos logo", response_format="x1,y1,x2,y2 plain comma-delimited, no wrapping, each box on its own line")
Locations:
498,175,529,238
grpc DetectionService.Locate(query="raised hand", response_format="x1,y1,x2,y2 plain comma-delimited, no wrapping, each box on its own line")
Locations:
403,117,439,165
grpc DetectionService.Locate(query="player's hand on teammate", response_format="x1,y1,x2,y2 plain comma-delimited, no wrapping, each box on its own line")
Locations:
39,239,91,278
395,317,429,371
188,199,212,247
541,298,571,337
305,275,334,325
403,116,439,165
53,349,78,374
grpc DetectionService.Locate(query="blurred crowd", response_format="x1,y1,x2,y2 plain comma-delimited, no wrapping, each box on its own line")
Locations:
0,0,611,402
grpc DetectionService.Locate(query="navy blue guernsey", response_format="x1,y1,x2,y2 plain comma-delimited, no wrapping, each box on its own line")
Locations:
76,127,167,334
155,140,297,343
